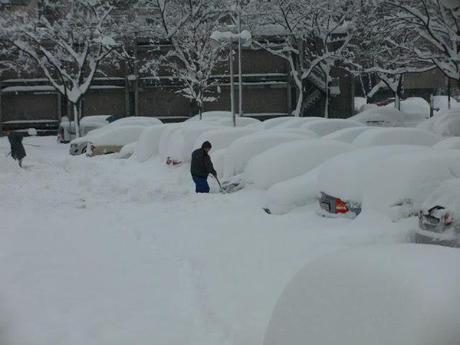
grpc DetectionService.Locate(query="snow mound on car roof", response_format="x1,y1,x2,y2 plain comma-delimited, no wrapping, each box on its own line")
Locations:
421,178,460,215
264,244,460,345
317,146,428,204
91,125,146,146
322,127,370,143
353,127,440,147
244,139,352,189
301,119,363,136
418,109,460,137
223,132,306,178
193,127,257,152
265,169,320,214
433,136,460,149
135,125,167,162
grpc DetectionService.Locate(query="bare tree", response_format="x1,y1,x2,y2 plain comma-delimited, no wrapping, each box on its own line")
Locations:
0,0,120,137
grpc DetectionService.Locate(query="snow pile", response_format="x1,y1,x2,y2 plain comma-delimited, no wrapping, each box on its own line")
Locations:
80,115,110,126
354,97,367,112
318,148,460,218
272,117,323,129
351,105,426,127
265,169,320,214
259,116,294,129
317,146,425,203
111,116,163,127
244,140,353,189
90,125,146,146
300,119,363,136
135,125,167,162
385,97,430,119
264,244,460,345
215,117,261,127
186,111,260,127
194,128,257,152
353,127,440,147
350,107,407,127
159,122,225,162
362,150,460,217
186,111,232,122
322,127,370,143
421,178,460,216
119,142,136,159
418,109,460,137
432,95,460,111
223,132,305,178
433,136,460,149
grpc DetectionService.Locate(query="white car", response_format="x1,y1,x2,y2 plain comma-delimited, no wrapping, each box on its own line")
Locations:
69,117,162,156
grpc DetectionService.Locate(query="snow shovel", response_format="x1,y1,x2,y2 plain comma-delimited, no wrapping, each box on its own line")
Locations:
214,175,226,194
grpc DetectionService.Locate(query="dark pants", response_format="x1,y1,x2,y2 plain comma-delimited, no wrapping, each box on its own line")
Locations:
192,175,210,193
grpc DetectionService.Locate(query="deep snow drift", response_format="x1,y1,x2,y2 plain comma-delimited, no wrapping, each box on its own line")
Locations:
0,135,453,345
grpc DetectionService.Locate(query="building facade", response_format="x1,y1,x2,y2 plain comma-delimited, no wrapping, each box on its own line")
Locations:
0,1,356,133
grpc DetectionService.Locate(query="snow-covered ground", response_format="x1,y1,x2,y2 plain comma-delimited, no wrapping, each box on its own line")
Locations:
0,136,434,345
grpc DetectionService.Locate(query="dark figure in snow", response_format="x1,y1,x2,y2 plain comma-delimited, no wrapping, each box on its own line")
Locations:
190,141,217,193
6,130,27,167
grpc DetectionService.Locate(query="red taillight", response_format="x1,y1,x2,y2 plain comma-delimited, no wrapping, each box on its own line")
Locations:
444,213,454,226
335,198,349,214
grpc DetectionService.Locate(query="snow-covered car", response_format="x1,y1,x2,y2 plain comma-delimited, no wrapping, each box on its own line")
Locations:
321,126,371,143
352,127,440,147
258,116,295,129
244,139,353,190
134,125,167,162
263,244,460,345
158,122,227,163
185,111,261,127
418,109,460,137
316,147,460,219
271,117,324,129
84,126,148,157
300,118,364,136
415,179,460,247
222,131,314,179
385,97,430,120
350,107,424,127
69,116,162,155
57,115,111,143
433,136,460,149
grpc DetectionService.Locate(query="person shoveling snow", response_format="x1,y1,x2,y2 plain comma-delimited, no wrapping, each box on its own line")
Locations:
191,141,219,193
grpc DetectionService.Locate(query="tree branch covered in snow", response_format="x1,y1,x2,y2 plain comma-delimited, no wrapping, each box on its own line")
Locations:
139,0,229,118
0,0,121,136
350,0,435,108
247,0,358,117
384,0,460,80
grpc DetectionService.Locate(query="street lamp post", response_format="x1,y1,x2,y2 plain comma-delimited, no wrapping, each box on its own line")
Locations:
210,29,251,127
229,36,236,127
237,1,243,118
